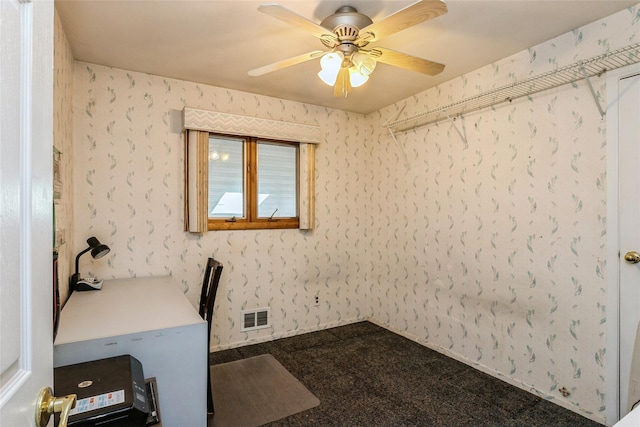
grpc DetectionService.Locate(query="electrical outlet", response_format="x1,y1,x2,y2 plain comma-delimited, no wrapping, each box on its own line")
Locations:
313,294,320,306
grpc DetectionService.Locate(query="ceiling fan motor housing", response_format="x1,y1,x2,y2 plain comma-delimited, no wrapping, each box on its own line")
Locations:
320,6,373,43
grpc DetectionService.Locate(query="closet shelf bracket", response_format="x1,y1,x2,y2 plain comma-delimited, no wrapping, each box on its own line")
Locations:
445,110,468,149
384,106,411,168
387,127,411,168
579,63,606,118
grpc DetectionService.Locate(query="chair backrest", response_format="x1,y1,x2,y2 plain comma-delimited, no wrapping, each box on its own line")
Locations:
199,258,219,318
199,258,223,337
200,258,223,415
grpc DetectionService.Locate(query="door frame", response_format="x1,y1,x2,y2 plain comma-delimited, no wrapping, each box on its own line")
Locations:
605,62,640,425
0,0,54,424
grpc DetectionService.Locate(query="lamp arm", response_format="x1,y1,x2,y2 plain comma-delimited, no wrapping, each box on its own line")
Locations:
74,247,92,276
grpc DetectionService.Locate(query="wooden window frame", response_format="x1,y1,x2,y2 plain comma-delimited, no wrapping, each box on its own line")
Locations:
207,134,300,231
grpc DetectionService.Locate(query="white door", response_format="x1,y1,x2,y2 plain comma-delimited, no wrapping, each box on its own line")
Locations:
617,71,640,419
0,0,55,426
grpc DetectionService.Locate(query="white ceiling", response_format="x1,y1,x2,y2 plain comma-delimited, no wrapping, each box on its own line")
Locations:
55,0,638,114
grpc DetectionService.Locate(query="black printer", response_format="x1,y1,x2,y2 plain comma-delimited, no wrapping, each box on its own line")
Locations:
54,355,156,427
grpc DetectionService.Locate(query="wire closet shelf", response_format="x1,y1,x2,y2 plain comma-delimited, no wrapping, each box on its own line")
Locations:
384,42,640,133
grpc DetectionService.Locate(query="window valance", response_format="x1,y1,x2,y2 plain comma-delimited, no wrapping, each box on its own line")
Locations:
182,107,322,144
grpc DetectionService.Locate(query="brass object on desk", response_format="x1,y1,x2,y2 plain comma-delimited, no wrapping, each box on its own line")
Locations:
35,386,76,427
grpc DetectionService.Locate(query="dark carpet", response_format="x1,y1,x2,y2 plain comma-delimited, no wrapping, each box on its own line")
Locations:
209,321,602,426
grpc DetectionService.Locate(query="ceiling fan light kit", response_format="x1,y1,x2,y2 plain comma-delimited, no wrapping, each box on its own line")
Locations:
317,52,343,86
249,0,448,98
317,51,371,97
352,52,376,76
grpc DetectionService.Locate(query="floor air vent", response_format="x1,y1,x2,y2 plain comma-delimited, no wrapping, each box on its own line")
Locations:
241,308,270,331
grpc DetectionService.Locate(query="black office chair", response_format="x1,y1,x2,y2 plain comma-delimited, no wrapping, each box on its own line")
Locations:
199,257,223,414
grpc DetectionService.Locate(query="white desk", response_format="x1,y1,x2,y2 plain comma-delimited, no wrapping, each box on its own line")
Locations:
54,276,207,427
616,405,640,427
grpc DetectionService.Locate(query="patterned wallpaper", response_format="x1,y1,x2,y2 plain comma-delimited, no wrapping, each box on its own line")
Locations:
368,5,640,423
71,61,368,349
60,4,640,423
53,11,75,304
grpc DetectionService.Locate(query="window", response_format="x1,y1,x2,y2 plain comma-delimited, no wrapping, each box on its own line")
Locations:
182,107,318,233
207,134,299,230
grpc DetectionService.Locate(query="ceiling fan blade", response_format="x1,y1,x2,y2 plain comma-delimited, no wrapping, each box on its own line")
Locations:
373,47,445,76
359,0,447,42
258,4,335,41
248,50,325,77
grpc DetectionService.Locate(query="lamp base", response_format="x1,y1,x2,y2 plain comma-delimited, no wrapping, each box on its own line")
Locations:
75,278,103,291
70,273,103,292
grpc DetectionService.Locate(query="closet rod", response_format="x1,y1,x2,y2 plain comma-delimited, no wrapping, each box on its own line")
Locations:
385,42,640,132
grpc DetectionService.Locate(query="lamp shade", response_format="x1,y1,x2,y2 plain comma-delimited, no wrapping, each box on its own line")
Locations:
349,68,369,88
87,236,110,259
318,52,344,86
352,52,376,76
318,68,339,86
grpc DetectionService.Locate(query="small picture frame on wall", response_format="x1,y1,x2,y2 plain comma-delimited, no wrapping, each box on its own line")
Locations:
53,147,65,248
53,147,62,201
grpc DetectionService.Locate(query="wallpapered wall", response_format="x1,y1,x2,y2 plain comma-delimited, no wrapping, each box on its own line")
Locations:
368,6,640,422
53,11,75,304
70,60,369,348
58,4,640,423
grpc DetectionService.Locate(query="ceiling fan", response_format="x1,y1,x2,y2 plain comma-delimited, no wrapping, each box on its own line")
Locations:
248,0,448,98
